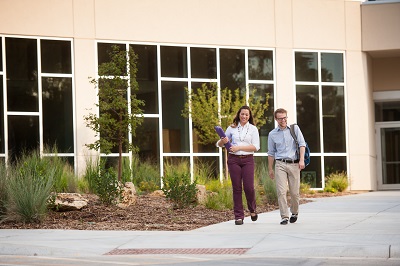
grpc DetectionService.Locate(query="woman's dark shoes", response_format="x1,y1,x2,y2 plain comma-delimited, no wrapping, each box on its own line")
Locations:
250,213,258,222
235,219,243,225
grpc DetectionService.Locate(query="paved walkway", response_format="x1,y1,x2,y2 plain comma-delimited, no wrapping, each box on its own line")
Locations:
1,191,400,265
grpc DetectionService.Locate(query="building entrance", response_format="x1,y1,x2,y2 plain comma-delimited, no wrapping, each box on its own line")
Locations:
376,123,400,190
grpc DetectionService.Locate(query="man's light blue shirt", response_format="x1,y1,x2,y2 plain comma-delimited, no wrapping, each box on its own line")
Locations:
267,125,306,160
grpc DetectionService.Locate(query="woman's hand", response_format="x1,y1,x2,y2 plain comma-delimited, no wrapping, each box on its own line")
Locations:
230,145,239,153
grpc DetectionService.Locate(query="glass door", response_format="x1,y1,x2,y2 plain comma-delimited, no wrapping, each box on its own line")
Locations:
376,123,400,190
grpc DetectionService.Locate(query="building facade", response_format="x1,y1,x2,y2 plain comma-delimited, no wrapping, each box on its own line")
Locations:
0,0,399,191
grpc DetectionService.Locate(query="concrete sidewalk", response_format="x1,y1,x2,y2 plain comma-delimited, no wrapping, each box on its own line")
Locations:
1,191,400,265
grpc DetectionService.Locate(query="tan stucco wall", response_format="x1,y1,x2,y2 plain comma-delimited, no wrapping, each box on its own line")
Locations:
362,2,400,52
1,0,379,190
346,52,376,190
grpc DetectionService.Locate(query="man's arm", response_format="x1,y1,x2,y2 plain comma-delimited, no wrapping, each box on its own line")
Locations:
299,146,305,169
268,155,275,179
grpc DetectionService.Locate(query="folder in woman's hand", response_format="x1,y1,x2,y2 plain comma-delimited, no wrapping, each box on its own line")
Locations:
214,126,232,150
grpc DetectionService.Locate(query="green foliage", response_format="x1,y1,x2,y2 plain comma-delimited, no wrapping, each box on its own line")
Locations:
204,184,233,210
324,171,349,193
300,182,313,194
42,146,77,193
254,160,278,205
164,158,190,178
95,167,123,205
162,172,198,209
4,150,55,223
130,156,161,193
83,157,123,204
83,157,101,194
84,45,144,181
0,162,8,217
182,84,270,146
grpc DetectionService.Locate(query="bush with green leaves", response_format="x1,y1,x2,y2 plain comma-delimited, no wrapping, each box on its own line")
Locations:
162,172,198,209
83,158,123,205
95,167,123,205
324,171,349,193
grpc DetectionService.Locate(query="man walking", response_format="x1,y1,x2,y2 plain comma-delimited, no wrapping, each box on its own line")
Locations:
268,108,306,225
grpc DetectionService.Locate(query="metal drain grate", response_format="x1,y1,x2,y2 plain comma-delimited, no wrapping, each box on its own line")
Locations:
105,248,249,255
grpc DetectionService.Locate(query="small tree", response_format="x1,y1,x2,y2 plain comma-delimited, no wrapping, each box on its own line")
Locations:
182,83,269,179
84,45,144,181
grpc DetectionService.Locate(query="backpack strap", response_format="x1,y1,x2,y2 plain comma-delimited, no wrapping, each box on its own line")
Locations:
289,124,300,159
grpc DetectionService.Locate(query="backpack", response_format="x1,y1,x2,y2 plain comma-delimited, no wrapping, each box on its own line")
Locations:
289,124,310,167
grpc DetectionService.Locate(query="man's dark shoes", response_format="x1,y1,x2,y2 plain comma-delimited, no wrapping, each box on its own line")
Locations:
251,213,258,222
290,213,298,223
235,219,243,225
280,218,288,225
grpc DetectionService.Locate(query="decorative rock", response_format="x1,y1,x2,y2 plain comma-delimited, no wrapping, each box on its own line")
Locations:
196,184,207,203
53,193,88,211
149,190,165,197
117,182,137,208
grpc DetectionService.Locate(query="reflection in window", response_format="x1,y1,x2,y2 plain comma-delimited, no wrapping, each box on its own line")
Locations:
220,49,245,96
295,51,346,188
162,81,189,153
0,38,2,71
190,47,217,79
375,101,400,122
161,46,187,78
248,50,273,80
190,83,219,153
131,44,158,114
8,116,39,162
296,85,320,153
42,77,73,153
6,38,38,112
381,128,400,184
324,156,347,177
321,53,344,82
323,86,345,152
295,52,318,82
301,156,322,188
249,84,274,153
41,40,72,74
133,118,160,163
0,77,3,153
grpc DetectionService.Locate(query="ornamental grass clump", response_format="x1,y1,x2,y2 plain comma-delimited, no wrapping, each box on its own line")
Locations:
4,150,55,223
324,171,349,193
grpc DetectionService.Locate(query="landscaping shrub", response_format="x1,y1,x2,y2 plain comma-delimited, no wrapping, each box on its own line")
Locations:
83,157,123,205
162,172,198,209
324,171,348,193
95,167,123,205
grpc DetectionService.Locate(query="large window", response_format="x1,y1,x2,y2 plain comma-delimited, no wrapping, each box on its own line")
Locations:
96,42,275,179
295,51,346,188
1,36,74,165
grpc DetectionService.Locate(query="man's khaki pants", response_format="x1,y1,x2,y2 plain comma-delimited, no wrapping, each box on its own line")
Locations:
275,160,300,219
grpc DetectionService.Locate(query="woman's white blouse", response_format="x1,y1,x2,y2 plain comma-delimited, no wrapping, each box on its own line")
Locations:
217,122,260,155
